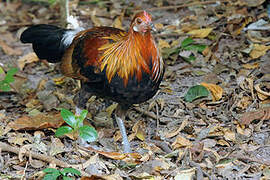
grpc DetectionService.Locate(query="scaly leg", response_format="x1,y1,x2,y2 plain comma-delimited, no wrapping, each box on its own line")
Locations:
115,106,131,153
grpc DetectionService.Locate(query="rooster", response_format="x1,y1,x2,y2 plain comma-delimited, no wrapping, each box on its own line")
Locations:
20,11,164,153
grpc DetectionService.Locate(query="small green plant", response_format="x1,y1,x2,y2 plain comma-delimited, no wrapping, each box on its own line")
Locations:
43,167,81,180
0,67,18,92
55,108,98,142
179,37,206,62
161,37,206,61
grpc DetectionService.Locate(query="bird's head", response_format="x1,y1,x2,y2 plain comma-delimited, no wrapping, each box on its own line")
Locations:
130,11,156,34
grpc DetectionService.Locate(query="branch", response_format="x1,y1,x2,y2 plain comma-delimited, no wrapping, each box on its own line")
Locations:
0,142,91,176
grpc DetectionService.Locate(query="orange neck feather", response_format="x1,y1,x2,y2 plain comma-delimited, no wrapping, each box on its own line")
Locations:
98,28,162,86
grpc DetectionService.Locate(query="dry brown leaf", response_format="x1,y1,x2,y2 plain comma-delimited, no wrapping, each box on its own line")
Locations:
223,129,236,142
236,96,252,109
7,133,31,146
165,118,188,138
242,62,260,69
217,139,230,147
52,76,66,85
155,23,164,30
131,120,146,141
175,168,196,180
187,28,213,38
201,82,223,101
172,135,192,149
255,83,270,100
158,39,170,49
8,112,64,130
81,174,123,180
17,52,39,70
85,146,142,163
112,15,124,30
250,44,270,59
239,0,266,7
0,38,22,55
240,107,270,125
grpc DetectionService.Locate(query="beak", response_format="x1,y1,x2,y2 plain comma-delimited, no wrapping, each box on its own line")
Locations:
149,22,156,32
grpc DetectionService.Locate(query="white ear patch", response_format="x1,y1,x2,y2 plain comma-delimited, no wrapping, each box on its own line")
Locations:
133,25,139,32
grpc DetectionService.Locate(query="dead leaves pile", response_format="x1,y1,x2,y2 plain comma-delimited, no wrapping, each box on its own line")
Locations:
1,0,270,179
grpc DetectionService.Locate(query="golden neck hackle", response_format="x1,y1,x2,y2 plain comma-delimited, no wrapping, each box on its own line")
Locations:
98,28,161,86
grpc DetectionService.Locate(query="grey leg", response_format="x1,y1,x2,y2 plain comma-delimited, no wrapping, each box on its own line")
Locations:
115,106,131,153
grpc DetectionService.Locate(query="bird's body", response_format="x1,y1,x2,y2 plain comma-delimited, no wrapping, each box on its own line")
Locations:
20,11,164,152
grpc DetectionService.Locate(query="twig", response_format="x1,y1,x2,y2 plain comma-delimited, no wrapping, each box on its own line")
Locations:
229,153,270,166
155,33,185,38
133,107,157,119
140,0,229,12
0,142,91,176
0,142,69,167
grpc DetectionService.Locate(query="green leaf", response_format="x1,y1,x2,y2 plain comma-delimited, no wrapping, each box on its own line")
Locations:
181,37,194,48
77,110,88,128
79,110,88,121
55,126,73,137
43,168,60,174
0,67,4,74
43,173,60,180
61,109,76,127
61,168,81,176
184,85,209,102
79,125,98,142
182,55,196,62
183,44,206,53
63,177,73,180
5,68,18,83
0,82,11,91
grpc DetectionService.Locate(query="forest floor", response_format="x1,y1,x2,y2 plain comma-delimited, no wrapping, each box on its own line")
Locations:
1,0,270,179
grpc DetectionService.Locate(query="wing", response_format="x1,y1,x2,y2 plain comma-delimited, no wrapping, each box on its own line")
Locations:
60,27,126,82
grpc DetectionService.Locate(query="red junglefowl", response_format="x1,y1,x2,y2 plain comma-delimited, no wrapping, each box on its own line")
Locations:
20,11,164,153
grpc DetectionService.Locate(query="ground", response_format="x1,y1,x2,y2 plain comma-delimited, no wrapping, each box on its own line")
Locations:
1,0,270,179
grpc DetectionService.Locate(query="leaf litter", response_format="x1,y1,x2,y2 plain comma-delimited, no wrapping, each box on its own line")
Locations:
1,0,270,179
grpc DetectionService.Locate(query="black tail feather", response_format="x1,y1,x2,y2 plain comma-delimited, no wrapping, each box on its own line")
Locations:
20,24,69,63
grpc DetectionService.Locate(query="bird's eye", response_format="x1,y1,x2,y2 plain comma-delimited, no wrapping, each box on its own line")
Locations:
136,18,142,24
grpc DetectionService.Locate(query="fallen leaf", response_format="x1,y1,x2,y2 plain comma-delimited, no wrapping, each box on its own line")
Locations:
255,83,270,100
49,137,65,156
184,85,209,102
7,132,31,146
165,118,188,138
242,62,260,69
52,76,66,85
223,129,236,142
187,28,213,38
172,135,192,149
249,44,270,59
174,168,196,180
0,38,22,55
240,107,270,125
85,146,142,162
240,0,266,7
81,174,123,180
131,120,146,141
155,23,164,30
201,82,223,101
158,39,170,49
17,52,39,70
8,112,64,130
112,15,124,30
